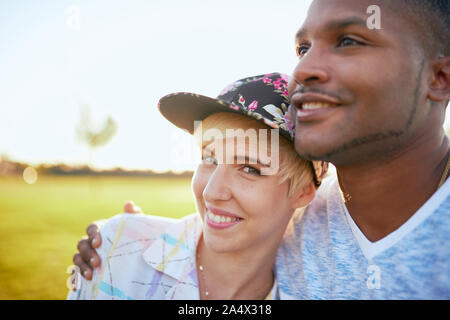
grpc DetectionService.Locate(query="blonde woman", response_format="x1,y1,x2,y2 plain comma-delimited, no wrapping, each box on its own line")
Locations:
68,73,327,300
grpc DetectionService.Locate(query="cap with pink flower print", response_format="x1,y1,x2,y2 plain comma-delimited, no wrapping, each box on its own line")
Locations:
158,72,328,186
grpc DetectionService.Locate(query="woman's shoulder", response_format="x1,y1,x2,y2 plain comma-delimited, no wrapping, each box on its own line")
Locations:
100,212,177,230
100,212,199,230
98,213,200,250
69,213,201,300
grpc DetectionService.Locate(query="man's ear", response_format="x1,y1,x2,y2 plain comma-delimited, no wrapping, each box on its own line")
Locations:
291,181,316,209
428,56,450,102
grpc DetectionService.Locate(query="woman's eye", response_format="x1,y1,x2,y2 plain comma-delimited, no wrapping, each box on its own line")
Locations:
202,156,217,165
338,36,364,47
242,166,261,176
296,44,309,58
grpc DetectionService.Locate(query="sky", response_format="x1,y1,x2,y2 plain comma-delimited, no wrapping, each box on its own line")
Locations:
0,0,449,172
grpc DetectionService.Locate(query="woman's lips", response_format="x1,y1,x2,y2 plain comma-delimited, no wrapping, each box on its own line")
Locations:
205,207,243,230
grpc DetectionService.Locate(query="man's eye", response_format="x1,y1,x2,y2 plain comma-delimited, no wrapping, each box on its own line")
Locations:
337,36,364,47
242,166,261,176
296,44,310,58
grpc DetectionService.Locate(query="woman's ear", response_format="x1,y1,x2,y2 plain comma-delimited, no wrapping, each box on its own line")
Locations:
290,181,316,209
428,56,450,102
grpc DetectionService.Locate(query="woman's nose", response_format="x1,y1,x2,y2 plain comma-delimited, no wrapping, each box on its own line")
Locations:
202,165,232,202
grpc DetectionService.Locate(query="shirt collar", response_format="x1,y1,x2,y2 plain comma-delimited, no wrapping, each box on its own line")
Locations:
265,277,279,300
142,214,202,282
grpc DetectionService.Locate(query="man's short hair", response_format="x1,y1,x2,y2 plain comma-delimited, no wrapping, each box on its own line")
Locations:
396,0,449,57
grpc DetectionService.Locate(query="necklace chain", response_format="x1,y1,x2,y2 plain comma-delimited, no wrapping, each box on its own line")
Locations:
196,254,209,297
342,151,450,202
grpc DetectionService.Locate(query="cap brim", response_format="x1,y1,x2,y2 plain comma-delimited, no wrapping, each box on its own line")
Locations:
158,92,248,134
158,91,325,187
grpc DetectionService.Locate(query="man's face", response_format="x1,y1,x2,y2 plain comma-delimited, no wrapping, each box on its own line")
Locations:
288,0,431,165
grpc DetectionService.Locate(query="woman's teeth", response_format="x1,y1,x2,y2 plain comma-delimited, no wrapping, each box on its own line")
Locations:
208,212,240,223
302,102,338,110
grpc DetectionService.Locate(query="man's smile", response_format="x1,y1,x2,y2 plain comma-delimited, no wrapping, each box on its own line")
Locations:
291,91,343,122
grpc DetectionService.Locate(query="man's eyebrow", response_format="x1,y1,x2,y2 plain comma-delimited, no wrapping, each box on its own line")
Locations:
295,16,368,41
325,16,368,31
295,28,308,41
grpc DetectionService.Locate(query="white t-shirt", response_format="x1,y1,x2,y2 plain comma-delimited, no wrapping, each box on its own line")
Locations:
275,175,450,299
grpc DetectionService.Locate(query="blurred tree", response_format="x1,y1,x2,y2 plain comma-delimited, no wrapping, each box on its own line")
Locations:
76,104,118,168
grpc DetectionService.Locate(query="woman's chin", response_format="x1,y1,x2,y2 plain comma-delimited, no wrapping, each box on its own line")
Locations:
202,231,242,254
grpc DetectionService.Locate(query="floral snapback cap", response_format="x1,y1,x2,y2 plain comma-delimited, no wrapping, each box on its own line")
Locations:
158,72,328,186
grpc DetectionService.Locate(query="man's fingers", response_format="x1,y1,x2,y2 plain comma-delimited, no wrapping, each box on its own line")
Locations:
73,253,93,281
77,238,101,268
77,239,92,263
124,201,141,214
86,224,101,248
124,201,134,213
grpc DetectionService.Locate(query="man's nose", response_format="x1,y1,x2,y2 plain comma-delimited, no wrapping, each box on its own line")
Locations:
292,46,330,86
202,165,232,202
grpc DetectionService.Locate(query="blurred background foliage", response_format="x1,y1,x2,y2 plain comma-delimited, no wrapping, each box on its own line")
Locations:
0,173,195,299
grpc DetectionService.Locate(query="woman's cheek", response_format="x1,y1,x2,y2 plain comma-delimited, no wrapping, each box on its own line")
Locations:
239,184,269,218
191,166,210,208
253,183,289,222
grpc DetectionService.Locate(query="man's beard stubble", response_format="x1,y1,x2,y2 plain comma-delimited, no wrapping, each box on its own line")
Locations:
293,58,426,165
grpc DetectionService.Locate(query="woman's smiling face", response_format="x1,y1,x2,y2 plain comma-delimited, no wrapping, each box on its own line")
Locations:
191,135,310,254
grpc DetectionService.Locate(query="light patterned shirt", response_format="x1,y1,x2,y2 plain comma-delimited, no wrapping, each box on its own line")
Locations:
67,213,279,300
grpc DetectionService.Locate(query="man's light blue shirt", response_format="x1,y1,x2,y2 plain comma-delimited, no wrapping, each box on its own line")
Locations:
276,176,450,299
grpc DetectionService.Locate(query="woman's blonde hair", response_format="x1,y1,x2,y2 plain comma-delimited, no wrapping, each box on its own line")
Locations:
194,112,314,197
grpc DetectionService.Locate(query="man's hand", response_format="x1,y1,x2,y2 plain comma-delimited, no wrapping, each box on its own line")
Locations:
72,201,141,284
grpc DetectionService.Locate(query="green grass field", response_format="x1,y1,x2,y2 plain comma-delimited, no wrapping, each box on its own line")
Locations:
0,175,195,300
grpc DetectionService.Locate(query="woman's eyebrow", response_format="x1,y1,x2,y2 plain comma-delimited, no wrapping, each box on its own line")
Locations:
295,16,368,42
235,155,270,167
202,143,215,152
201,144,271,166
